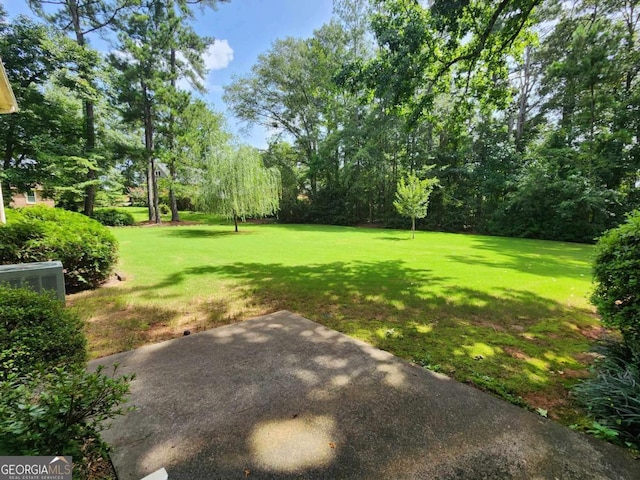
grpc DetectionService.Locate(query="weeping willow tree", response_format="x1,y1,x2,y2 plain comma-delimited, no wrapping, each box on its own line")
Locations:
199,145,281,232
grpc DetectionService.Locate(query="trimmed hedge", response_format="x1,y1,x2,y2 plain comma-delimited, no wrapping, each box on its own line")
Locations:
0,285,86,378
591,210,640,353
92,208,136,227
575,211,640,449
0,206,118,292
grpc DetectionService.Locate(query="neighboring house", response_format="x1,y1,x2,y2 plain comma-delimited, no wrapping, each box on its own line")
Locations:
9,187,55,208
155,162,170,179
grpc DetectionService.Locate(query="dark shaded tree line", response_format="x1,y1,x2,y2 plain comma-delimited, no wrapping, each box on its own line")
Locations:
227,0,640,243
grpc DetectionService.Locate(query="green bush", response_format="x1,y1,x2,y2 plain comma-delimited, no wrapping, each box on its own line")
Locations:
0,365,133,478
0,285,86,378
591,210,640,352
0,206,118,292
92,208,136,227
573,340,640,448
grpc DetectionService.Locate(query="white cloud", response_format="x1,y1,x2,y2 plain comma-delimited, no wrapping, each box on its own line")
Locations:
204,40,234,71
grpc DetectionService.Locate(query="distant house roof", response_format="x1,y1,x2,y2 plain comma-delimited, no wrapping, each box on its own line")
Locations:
155,162,170,178
0,58,18,114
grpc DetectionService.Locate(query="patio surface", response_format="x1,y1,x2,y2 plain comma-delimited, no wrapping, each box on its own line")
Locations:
90,311,640,479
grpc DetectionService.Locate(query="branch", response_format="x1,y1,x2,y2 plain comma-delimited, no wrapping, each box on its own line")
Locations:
83,1,136,35
433,0,542,82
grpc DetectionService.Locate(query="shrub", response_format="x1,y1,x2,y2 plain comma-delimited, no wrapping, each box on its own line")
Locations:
176,196,196,212
591,210,640,352
92,208,136,227
0,285,86,378
0,206,118,292
0,365,133,478
573,340,640,448
127,186,147,207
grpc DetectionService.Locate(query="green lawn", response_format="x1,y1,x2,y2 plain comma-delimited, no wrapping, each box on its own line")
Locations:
73,214,600,425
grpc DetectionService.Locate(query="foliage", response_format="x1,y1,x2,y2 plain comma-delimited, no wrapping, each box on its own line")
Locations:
159,203,170,215
26,0,139,216
573,340,640,448
491,157,619,243
0,206,118,292
198,145,281,231
4,0,640,243
393,173,438,238
347,0,539,124
591,210,640,352
222,0,640,243
0,285,86,379
0,15,79,200
128,186,148,207
0,364,133,478
109,1,223,223
92,208,135,226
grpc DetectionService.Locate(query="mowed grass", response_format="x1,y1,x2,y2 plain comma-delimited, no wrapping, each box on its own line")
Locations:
72,214,601,424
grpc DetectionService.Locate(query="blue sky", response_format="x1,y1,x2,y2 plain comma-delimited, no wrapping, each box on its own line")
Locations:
4,0,335,147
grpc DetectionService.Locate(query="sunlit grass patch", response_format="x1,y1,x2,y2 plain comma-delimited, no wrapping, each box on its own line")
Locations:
71,211,601,426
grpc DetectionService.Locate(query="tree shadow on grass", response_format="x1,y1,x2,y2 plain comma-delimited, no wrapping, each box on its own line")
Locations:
162,228,248,239
375,236,411,241
154,261,600,400
444,235,592,280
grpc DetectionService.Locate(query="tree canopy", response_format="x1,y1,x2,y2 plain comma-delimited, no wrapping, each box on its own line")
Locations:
1,0,639,243
394,173,438,238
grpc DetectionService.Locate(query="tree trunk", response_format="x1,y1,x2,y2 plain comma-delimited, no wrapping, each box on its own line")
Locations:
146,160,155,222
233,212,238,232
142,81,159,223
515,45,532,152
168,47,180,222
150,157,160,223
2,125,14,213
83,99,97,216
412,216,415,239
67,0,97,216
169,185,179,222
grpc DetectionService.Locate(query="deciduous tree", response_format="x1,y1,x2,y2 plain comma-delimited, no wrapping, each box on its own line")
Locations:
199,145,281,232
393,173,438,238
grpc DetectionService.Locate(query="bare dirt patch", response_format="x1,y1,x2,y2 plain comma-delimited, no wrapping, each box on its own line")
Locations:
578,325,607,340
523,389,574,421
503,346,529,360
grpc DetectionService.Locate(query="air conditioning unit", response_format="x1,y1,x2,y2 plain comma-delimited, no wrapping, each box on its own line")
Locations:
0,261,66,302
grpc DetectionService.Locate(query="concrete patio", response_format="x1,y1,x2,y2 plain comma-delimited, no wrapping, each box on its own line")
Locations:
90,311,640,479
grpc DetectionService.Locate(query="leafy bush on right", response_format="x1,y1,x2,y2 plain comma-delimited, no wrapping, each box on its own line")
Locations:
0,206,118,292
575,210,640,448
591,210,640,352
573,340,640,447
92,208,136,227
